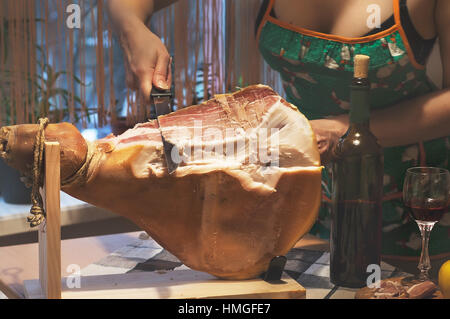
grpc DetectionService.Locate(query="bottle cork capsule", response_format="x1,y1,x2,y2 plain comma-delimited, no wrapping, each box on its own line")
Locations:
354,55,370,78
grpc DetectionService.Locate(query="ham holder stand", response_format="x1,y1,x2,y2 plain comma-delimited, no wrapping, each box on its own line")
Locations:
23,142,306,299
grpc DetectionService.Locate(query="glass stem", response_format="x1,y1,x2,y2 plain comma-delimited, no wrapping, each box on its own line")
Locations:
416,222,435,281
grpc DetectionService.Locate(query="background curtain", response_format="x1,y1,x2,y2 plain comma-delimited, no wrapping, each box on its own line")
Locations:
0,0,283,130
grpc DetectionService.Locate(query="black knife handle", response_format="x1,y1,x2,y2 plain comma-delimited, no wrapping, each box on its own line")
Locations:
150,88,172,99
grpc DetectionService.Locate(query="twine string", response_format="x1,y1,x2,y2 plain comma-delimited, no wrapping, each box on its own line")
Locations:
27,118,49,228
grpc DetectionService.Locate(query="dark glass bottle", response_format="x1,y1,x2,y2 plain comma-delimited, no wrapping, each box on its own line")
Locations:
330,55,384,288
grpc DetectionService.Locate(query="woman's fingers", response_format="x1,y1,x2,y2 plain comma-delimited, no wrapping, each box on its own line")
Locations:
137,68,154,103
166,58,172,88
152,53,171,90
318,136,336,165
309,118,348,165
118,24,171,98
124,58,139,91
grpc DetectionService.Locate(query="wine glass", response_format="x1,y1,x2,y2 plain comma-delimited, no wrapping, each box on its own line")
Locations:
402,167,450,283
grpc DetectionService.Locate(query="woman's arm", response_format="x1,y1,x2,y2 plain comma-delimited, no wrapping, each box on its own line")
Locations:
312,0,450,163
108,0,177,24
107,0,178,100
370,0,450,147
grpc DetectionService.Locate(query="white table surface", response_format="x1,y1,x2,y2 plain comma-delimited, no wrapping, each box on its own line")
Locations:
0,192,117,237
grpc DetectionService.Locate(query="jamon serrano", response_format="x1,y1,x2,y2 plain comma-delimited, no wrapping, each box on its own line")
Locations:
0,85,322,279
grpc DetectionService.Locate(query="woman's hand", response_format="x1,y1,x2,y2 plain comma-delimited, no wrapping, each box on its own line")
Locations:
119,18,172,101
310,115,349,164
107,0,174,102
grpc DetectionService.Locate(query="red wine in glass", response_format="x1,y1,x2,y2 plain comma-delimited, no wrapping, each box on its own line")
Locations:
402,167,450,283
405,198,448,223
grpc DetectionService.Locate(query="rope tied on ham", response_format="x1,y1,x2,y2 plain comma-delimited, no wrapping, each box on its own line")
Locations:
60,141,97,188
27,118,49,228
24,118,96,227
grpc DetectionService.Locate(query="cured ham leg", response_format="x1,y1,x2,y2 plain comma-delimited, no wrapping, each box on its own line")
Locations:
0,85,322,279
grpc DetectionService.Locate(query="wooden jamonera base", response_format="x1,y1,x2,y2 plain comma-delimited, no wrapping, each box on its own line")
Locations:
24,270,305,299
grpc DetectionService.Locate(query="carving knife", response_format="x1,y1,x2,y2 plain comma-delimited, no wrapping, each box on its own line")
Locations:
151,88,179,174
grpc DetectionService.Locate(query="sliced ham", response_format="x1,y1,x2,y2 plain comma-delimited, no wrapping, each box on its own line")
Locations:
0,85,322,279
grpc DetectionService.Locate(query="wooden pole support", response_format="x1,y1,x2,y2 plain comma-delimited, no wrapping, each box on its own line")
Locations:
38,142,61,299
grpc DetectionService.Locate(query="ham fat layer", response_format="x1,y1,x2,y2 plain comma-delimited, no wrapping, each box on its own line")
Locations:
98,85,320,194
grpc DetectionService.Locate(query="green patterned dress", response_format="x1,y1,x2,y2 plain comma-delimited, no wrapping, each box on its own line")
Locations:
257,0,450,259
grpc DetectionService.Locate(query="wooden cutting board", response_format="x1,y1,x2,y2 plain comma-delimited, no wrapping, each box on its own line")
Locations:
355,277,444,299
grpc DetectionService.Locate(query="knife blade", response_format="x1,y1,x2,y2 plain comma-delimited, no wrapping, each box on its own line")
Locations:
151,88,179,174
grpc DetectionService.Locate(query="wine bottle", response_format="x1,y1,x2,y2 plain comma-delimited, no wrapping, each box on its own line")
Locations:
330,55,384,288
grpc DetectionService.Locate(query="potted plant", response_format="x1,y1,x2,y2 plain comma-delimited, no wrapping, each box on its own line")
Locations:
0,50,88,204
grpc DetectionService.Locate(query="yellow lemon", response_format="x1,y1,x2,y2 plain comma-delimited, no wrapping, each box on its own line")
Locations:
439,260,450,298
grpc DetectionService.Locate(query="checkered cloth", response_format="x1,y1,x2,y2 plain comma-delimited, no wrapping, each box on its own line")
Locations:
79,233,412,299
